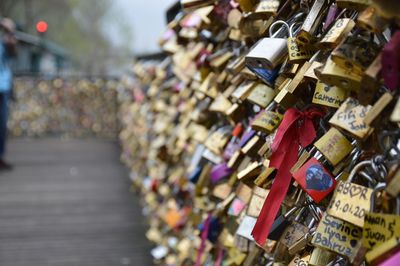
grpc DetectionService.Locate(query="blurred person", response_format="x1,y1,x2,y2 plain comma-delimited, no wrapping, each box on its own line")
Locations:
0,18,17,170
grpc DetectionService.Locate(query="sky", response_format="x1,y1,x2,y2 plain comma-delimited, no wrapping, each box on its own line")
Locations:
109,0,177,55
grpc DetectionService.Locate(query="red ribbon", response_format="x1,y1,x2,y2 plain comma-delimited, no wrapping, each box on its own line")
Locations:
251,107,324,245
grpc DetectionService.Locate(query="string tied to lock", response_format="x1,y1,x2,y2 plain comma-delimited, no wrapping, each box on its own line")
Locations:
251,107,324,245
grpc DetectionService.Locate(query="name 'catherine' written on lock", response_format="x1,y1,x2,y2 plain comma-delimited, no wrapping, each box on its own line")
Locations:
312,214,361,257
313,92,344,106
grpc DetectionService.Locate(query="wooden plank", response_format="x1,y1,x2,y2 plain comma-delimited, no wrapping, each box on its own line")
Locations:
0,138,153,266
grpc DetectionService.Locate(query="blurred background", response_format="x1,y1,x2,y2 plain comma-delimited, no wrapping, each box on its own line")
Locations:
1,0,175,76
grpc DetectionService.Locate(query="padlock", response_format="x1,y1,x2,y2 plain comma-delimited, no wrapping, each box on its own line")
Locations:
365,236,400,266
331,35,381,77
359,53,382,106
267,205,301,241
314,127,353,166
247,186,270,218
288,229,317,257
292,157,336,203
287,23,315,63
245,20,290,70
308,247,335,266
363,183,400,249
357,6,390,33
246,82,276,108
311,213,363,259
381,31,400,91
318,18,355,49
327,158,381,227
319,57,363,92
246,0,281,20
329,97,373,140
296,0,327,45
312,80,349,109
251,110,283,134
281,209,313,249
239,13,274,38
274,207,309,262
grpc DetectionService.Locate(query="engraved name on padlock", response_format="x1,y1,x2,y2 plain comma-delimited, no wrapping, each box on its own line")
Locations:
329,97,373,139
311,213,363,258
312,81,348,108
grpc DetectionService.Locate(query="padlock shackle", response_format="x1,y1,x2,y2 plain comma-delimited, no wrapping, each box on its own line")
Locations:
370,182,387,212
348,160,373,183
269,20,290,38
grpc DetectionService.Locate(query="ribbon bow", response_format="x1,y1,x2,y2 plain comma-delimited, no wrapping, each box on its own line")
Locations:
251,107,324,245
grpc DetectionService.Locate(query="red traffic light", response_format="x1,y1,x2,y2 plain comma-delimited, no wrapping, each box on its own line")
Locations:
36,21,48,33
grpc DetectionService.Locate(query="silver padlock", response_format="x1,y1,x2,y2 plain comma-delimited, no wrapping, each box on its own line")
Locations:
245,20,291,70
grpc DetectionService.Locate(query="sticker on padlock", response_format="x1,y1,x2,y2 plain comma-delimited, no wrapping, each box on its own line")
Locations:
292,157,336,203
363,184,400,249
327,159,377,227
314,127,353,166
312,81,348,109
311,213,363,259
329,97,373,139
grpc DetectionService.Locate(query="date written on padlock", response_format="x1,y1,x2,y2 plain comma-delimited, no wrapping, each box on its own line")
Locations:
327,181,373,227
311,213,362,259
293,158,336,203
363,213,400,249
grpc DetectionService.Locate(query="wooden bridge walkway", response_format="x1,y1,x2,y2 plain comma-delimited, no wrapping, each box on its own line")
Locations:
0,138,153,266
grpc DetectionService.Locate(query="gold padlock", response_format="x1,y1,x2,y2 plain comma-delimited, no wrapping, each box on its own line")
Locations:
311,213,363,259
326,159,377,227
245,0,280,20
329,97,373,139
318,18,355,49
246,83,276,108
357,6,390,33
314,127,353,166
319,57,363,92
331,35,381,76
312,80,349,108
287,23,315,63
